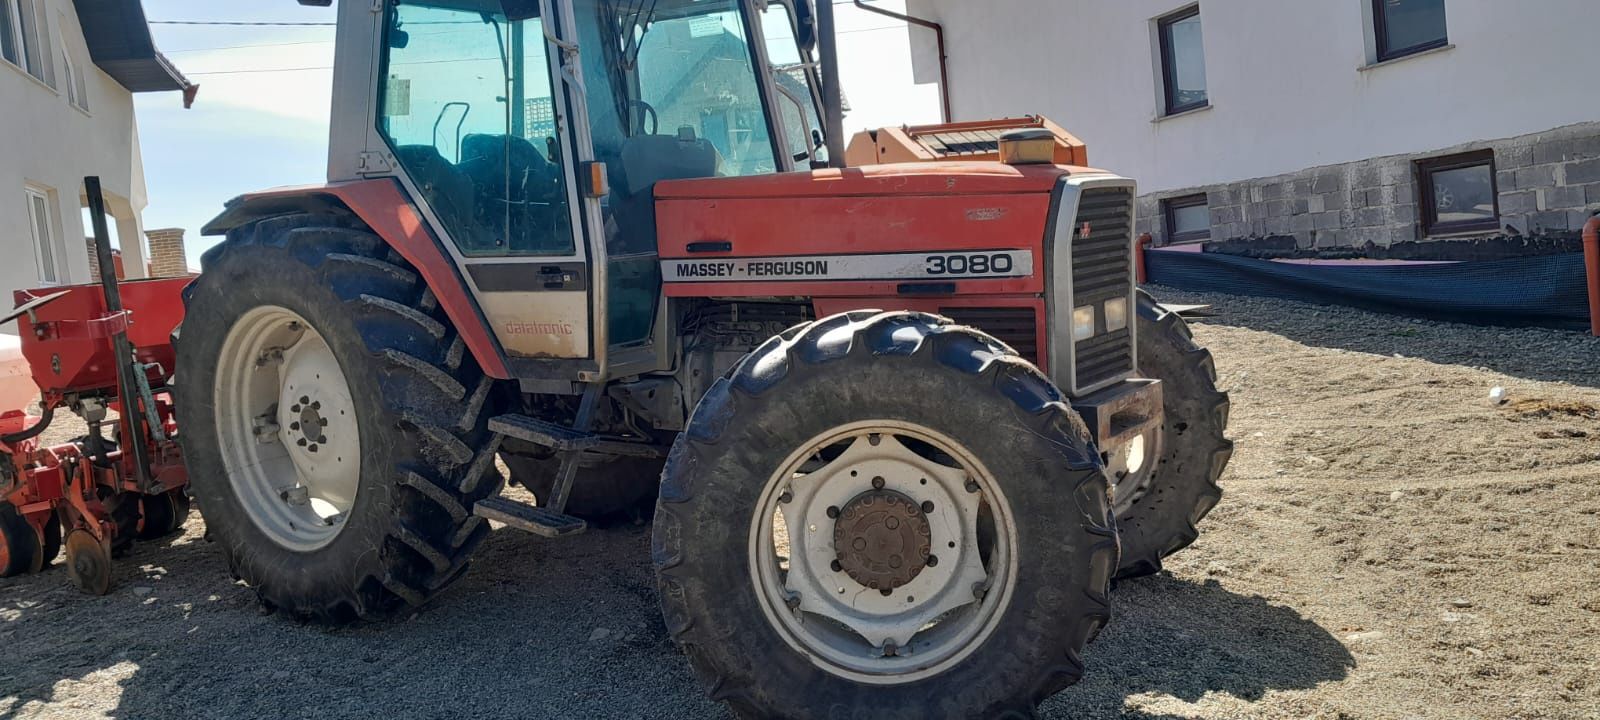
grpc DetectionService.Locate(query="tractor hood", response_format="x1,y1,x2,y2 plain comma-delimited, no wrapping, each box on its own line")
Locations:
655,161,1104,200
654,161,1126,302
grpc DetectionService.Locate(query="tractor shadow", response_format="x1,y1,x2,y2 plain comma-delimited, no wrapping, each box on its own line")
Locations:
1,521,1350,720
1157,287,1600,389
1042,574,1355,719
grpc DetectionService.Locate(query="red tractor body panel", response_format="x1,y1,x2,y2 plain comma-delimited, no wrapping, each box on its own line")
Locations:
656,162,1080,367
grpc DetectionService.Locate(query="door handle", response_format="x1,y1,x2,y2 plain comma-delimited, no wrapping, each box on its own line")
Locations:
686,241,734,254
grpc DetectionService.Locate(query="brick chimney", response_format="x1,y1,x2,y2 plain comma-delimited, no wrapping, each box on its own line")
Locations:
84,238,127,280
145,228,191,278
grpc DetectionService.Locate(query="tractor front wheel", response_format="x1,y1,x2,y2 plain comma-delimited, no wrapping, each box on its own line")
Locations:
176,213,501,623
655,312,1116,719
1111,290,1233,578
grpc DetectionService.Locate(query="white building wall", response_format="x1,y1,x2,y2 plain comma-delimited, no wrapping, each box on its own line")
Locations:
0,0,147,333
910,0,1600,194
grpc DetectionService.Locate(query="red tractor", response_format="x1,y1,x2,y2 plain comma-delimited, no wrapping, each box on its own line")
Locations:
178,1,1231,716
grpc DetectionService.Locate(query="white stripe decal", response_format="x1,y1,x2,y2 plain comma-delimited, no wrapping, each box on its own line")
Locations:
662,251,1034,283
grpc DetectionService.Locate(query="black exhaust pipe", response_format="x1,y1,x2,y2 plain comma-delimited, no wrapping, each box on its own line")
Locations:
814,0,848,168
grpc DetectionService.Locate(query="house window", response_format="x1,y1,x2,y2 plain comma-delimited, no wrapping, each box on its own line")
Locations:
1,0,52,85
1157,6,1207,116
25,187,60,285
61,48,86,110
1163,194,1211,244
59,14,88,111
1373,0,1448,62
1418,150,1498,236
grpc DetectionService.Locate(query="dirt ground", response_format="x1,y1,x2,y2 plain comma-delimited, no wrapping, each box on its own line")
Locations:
3,289,1598,720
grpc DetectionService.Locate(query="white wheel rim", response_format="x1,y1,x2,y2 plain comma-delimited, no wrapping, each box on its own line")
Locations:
215,306,361,551
749,421,1018,685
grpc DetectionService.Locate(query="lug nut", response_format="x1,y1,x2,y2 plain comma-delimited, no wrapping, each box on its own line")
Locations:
965,480,980,494
921,500,935,513
778,490,793,504
926,555,939,567
297,438,308,447
826,506,839,518
830,559,842,572
290,422,301,431
300,396,310,405
871,476,885,490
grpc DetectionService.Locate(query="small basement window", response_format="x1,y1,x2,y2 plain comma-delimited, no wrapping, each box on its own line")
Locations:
1417,150,1498,236
1373,0,1448,62
1157,5,1207,116
1163,194,1210,244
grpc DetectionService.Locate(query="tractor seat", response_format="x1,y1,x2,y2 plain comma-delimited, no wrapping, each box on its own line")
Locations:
393,145,489,251
618,128,722,197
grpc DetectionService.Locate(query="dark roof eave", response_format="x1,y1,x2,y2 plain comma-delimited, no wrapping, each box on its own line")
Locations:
74,0,197,101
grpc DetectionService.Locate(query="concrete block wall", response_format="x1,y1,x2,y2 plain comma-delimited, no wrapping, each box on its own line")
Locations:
1135,122,1600,251
145,228,190,278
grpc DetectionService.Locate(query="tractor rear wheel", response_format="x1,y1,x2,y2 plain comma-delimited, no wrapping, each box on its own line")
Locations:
655,312,1117,719
1111,290,1233,578
176,213,502,623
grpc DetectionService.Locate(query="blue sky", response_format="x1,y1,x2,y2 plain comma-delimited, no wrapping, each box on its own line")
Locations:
135,0,942,264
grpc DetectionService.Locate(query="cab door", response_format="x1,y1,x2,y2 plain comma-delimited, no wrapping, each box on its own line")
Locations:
374,1,594,362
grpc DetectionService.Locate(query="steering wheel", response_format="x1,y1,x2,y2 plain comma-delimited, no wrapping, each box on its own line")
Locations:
628,100,659,136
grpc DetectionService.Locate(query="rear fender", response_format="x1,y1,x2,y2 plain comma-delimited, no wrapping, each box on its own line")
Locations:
203,180,511,379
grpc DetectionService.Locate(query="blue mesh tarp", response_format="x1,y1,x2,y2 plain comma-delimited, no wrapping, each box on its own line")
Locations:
1144,250,1592,330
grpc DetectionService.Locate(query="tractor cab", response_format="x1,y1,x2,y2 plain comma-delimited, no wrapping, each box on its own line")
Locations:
321,0,829,381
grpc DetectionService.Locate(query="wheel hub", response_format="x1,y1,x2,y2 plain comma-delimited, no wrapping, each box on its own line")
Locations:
217,306,360,551
832,490,931,590
289,397,330,453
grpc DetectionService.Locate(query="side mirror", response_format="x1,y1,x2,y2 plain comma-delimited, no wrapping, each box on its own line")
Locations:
388,28,410,49
794,0,817,53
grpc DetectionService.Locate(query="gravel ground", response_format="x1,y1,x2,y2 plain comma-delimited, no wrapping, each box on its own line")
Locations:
3,289,1598,719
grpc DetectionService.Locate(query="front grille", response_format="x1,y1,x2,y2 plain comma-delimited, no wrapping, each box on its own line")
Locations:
1071,187,1135,392
941,307,1038,364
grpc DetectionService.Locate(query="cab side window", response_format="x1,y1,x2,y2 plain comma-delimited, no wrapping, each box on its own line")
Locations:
378,4,576,258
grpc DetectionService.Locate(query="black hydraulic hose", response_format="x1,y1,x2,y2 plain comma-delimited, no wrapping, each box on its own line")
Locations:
0,402,53,445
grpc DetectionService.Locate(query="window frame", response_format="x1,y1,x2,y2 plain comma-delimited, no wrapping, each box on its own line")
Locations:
1372,0,1449,63
1417,149,1499,237
1,0,24,70
59,14,87,112
24,187,60,285
1163,193,1211,244
1157,5,1207,117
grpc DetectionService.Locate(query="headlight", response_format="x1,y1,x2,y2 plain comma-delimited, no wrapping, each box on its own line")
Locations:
1104,297,1129,333
1072,305,1096,341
